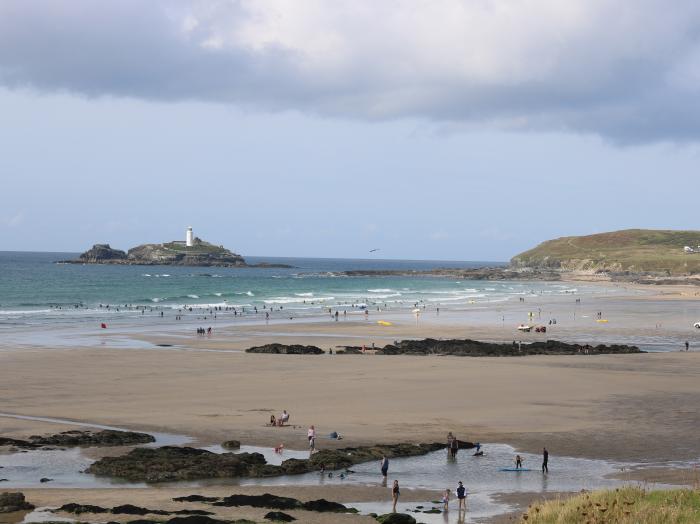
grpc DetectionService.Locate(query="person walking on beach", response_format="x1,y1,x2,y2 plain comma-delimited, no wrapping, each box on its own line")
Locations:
392,480,400,512
542,447,549,473
380,455,389,478
308,425,316,452
456,481,467,511
685,341,690,351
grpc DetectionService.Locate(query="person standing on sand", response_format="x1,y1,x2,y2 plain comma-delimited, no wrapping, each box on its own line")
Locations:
515,455,524,469
308,425,316,452
456,481,467,511
542,448,549,473
685,341,690,351
392,480,400,512
380,455,389,478
441,488,450,511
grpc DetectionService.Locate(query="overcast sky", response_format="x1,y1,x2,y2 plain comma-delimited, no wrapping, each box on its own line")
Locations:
1,1,699,260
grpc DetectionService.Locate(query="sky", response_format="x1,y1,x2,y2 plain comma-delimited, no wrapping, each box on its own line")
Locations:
1,1,699,261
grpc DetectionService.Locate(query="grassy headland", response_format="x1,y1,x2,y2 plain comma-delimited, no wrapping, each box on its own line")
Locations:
511,229,700,275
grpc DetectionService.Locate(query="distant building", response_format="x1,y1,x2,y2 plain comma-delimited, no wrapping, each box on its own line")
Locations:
186,226,194,247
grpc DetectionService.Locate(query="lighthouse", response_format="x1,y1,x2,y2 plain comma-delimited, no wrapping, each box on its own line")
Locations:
186,226,194,247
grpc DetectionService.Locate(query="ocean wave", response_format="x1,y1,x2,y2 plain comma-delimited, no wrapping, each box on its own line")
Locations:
368,288,393,293
187,294,200,299
295,292,314,297
214,293,223,297
0,309,54,315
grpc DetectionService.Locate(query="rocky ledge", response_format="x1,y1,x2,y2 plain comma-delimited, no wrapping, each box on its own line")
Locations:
246,339,641,357
0,429,155,449
245,344,325,355
87,442,445,482
0,492,34,513
377,338,642,356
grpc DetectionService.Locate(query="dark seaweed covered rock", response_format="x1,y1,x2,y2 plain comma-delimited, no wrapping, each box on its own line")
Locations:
376,514,417,524
264,511,296,522
378,338,641,356
301,442,445,471
29,429,155,447
301,499,351,512
0,492,34,513
173,495,220,503
214,494,300,510
221,440,240,450
56,503,109,514
90,442,444,482
78,244,127,262
87,446,267,482
245,344,324,355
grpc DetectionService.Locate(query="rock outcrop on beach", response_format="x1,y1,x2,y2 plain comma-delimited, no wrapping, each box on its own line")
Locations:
376,514,417,524
87,442,445,482
56,502,213,516
0,429,155,449
338,266,561,281
378,338,642,356
245,344,325,355
212,494,354,513
86,446,268,482
244,339,641,357
0,492,34,513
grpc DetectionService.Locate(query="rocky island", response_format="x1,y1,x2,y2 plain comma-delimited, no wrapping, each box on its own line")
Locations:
59,228,292,268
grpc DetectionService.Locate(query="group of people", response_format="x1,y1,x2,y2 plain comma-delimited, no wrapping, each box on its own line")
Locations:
268,410,290,427
195,327,212,335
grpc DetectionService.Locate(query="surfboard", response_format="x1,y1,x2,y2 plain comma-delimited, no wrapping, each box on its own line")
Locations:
500,468,533,472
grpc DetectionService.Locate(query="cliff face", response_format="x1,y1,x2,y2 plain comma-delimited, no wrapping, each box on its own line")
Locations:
69,238,246,267
511,229,700,275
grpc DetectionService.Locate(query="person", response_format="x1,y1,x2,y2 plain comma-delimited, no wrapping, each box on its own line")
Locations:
269,414,276,426
475,442,481,453
447,432,454,452
515,454,524,469
380,455,389,478
278,410,290,426
685,341,690,351
542,447,549,473
392,480,400,512
450,434,459,458
456,481,467,511
441,488,450,511
308,425,316,452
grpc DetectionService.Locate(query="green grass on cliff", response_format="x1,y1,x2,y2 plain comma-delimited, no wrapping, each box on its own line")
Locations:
511,229,700,275
521,487,700,524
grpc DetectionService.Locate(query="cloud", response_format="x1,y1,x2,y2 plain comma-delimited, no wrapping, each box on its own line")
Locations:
1,1,700,142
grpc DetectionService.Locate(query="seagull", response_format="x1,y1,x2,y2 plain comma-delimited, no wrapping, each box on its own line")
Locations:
369,248,380,253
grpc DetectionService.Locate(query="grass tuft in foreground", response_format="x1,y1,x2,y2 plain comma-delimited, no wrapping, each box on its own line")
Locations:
521,486,700,523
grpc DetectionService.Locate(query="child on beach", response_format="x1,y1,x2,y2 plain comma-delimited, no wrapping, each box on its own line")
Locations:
442,488,450,510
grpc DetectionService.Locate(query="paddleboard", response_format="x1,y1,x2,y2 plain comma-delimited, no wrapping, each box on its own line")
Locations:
500,468,533,472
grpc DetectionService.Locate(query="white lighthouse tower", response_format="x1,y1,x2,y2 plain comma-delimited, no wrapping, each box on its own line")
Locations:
186,226,194,247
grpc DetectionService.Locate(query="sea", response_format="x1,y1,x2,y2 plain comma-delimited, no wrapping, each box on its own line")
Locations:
0,251,591,329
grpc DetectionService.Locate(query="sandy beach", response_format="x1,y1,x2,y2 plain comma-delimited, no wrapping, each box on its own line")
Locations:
1,284,700,522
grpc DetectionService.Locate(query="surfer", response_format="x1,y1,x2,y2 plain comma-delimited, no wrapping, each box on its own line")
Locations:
515,455,524,469
542,447,549,473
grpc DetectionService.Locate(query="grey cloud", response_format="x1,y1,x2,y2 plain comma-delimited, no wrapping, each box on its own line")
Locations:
1,1,700,143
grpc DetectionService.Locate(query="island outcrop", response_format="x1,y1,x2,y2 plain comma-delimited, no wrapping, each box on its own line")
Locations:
63,237,247,267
